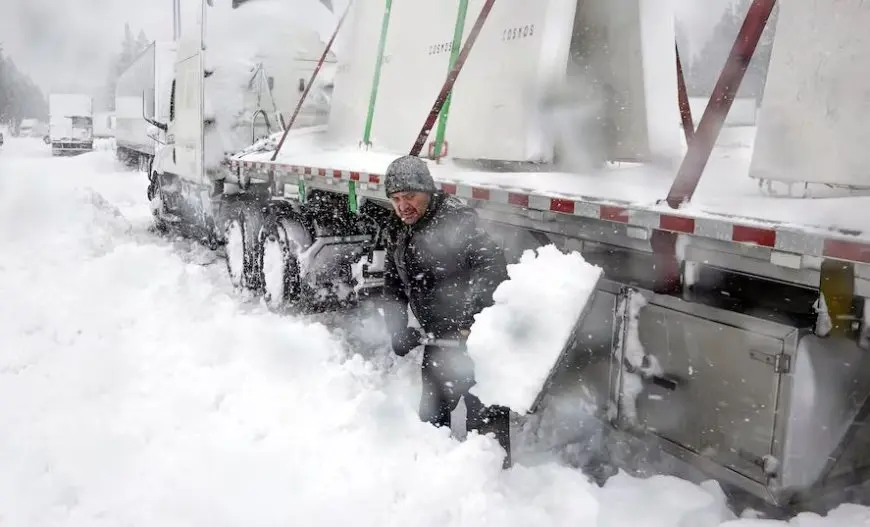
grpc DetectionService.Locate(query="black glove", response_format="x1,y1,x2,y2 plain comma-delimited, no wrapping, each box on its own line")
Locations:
391,327,422,357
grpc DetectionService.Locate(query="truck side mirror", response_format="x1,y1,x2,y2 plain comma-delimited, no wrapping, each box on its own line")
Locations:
144,117,169,132
142,89,168,131
268,76,275,91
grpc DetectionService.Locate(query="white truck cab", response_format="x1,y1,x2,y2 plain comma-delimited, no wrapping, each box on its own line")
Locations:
48,94,94,156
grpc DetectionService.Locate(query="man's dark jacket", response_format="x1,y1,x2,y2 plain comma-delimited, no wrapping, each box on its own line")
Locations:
383,191,508,339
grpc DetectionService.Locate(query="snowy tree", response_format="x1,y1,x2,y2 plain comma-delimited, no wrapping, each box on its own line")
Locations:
101,24,152,111
0,46,7,120
0,44,48,129
682,0,779,100
136,29,150,54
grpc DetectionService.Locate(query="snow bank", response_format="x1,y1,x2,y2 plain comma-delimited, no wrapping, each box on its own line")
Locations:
467,245,603,414
599,473,737,526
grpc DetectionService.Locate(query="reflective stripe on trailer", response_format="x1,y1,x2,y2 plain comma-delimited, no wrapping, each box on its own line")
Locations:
235,160,383,185
230,159,870,267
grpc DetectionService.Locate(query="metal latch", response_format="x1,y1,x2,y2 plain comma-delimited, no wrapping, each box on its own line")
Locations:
738,449,779,477
749,349,791,373
650,375,680,391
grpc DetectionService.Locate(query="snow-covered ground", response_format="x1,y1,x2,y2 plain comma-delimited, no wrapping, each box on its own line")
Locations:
2,136,870,525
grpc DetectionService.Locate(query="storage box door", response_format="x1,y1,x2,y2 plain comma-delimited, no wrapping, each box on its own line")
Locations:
617,297,784,483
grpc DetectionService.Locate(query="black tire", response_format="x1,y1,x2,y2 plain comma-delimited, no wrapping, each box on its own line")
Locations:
224,211,250,291
138,153,150,173
147,172,169,233
257,215,312,311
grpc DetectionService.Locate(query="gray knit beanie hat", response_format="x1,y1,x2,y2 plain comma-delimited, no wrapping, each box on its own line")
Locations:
384,155,437,196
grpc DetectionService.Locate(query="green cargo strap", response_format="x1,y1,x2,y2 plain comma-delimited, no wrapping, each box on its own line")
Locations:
362,0,393,146
432,0,469,160
348,180,358,214
297,177,307,204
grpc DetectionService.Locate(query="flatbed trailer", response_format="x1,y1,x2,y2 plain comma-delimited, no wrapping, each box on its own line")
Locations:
148,0,870,514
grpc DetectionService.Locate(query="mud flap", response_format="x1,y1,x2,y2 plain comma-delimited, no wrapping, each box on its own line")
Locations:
526,272,603,415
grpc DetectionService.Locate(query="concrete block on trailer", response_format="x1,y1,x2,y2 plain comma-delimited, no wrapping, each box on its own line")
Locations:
751,0,870,192
555,0,682,165
326,0,680,164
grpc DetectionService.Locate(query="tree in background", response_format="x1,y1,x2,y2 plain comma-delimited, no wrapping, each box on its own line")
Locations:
0,44,49,130
100,24,151,111
681,0,779,100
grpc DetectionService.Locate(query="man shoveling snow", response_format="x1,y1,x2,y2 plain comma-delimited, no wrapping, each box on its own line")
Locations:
380,155,513,468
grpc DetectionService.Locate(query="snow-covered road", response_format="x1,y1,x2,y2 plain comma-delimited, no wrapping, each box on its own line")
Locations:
1,137,868,526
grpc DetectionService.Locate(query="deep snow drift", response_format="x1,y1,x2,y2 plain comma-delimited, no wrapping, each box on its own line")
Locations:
467,245,602,414
2,137,870,525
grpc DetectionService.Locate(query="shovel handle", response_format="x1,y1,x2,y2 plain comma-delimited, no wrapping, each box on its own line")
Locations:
419,337,465,348
650,375,680,391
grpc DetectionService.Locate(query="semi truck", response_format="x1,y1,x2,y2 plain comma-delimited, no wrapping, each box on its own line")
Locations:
18,118,45,138
48,94,93,156
143,0,870,515
93,112,115,139
114,41,176,170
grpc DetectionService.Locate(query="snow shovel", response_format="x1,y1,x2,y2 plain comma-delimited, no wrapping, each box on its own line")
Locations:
463,263,604,416
417,265,602,416
525,280,601,414
419,334,465,348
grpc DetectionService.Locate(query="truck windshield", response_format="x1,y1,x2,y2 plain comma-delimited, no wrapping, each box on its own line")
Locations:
71,116,93,128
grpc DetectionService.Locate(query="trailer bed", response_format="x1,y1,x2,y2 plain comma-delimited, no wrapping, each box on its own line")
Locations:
232,126,870,268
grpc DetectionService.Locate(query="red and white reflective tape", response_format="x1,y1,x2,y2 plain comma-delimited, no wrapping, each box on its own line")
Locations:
230,159,870,266
232,159,380,185
823,238,870,264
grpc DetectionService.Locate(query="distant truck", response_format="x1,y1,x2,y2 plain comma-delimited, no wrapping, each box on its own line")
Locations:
114,41,176,170
93,112,116,139
48,94,94,156
18,118,44,138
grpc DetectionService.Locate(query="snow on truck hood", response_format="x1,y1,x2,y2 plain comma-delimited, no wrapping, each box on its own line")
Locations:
1,141,869,525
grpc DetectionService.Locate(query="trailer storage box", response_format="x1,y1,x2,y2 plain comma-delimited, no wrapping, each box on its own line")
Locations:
608,286,870,505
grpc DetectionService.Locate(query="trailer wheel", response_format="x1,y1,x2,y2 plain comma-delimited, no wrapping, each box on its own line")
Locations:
146,171,169,233
258,216,312,311
224,212,250,290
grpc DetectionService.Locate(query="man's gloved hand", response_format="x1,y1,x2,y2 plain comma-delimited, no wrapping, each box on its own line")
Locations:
391,327,422,357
